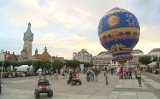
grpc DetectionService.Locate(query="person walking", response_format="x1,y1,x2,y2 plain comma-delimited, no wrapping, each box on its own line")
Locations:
104,67,109,85
136,66,142,87
134,66,138,79
94,68,99,81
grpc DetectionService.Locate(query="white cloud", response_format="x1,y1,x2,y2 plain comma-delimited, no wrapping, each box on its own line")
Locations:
0,0,160,59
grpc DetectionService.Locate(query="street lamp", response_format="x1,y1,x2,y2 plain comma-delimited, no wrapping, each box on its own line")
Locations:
51,58,54,69
158,55,160,74
0,50,4,81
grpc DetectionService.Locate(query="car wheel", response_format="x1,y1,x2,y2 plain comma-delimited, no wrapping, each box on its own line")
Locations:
34,90,40,98
67,80,70,84
0,88,1,94
48,90,53,97
79,80,82,85
0,84,1,94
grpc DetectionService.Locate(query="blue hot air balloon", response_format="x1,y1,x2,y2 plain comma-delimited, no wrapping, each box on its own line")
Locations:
98,7,140,65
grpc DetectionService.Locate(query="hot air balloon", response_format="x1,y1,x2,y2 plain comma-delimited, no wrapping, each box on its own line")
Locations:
98,7,140,65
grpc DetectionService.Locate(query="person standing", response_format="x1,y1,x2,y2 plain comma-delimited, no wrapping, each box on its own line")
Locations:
128,67,132,79
37,67,42,79
104,67,109,85
94,68,99,81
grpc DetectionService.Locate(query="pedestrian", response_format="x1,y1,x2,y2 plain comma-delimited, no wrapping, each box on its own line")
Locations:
61,68,65,78
42,68,46,78
104,67,109,85
94,68,99,81
90,69,94,81
50,69,53,80
136,66,142,87
37,67,42,79
86,68,91,82
123,67,127,79
128,67,132,79
54,69,58,79
134,66,138,79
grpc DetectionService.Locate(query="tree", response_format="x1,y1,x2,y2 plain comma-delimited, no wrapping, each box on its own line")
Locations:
139,55,152,71
52,60,63,70
65,60,80,68
139,55,152,66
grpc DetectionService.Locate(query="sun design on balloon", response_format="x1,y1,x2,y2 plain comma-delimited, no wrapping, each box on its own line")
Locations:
107,15,119,27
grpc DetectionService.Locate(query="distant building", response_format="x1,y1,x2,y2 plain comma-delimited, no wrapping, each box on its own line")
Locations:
0,50,18,61
92,51,119,68
73,49,92,62
19,22,33,61
129,49,144,66
32,47,51,60
92,49,144,68
148,48,160,56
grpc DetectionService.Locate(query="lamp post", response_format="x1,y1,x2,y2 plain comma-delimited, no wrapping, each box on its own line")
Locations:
51,58,54,69
0,50,4,81
158,55,160,74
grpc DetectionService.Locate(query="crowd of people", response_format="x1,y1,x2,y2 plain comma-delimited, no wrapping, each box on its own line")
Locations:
36,64,143,87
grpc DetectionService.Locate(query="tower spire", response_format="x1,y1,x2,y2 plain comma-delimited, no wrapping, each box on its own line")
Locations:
28,22,31,29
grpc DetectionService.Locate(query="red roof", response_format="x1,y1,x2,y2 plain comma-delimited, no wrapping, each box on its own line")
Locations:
41,52,51,60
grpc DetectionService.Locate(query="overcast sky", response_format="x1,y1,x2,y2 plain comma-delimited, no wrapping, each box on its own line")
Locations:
0,0,160,59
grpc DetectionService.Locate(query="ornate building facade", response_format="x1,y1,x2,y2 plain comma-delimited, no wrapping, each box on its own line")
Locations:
92,49,144,68
129,49,144,66
32,47,51,60
19,22,33,61
73,49,92,63
92,51,119,68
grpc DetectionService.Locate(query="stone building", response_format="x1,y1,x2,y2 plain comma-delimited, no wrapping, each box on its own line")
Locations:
73,49,92,63
92,49,144,68
19,22,33,61
32,47,51,60
92,51,119,68
129,49,144,66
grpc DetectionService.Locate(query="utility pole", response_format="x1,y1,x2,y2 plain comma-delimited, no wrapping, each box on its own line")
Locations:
158,55,160,74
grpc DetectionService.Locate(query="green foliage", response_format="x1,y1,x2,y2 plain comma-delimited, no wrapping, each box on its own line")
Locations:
52,60,63,69
65,59,93,68
138,55,152,66
65,60,80,68
80,61,93,67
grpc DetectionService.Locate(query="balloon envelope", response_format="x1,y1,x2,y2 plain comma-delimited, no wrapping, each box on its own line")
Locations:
98,7,140,64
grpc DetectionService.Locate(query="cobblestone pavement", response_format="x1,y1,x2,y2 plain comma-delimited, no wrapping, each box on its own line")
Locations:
0,72,160,99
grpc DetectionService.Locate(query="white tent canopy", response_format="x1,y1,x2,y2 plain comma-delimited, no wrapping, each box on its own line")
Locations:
148,62,157,67
15,65,30,72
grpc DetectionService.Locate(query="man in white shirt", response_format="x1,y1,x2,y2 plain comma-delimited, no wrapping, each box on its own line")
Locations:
37,67,42,79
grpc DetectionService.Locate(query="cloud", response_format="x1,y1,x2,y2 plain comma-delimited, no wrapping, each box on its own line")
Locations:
0,0,160,59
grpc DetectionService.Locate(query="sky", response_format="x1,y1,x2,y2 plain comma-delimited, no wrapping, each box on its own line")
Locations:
0,0,160,59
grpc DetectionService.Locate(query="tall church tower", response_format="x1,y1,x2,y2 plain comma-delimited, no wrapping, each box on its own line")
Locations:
21,22,33,60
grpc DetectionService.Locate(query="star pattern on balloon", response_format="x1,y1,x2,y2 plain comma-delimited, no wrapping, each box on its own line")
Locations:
126,13,136,26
